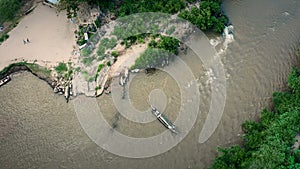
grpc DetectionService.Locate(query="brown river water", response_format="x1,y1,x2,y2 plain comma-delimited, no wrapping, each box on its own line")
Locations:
1,0,300,168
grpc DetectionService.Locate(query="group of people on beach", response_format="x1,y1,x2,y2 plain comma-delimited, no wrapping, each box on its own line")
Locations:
23,38,30,44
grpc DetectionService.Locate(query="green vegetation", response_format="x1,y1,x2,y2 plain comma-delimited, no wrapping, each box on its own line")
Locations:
54,62,74,79
60,0,186,17
209,67,300,169
0,0,22,24
0,33,9,44
76,25,87,46
60,0,227,34
82,55,96,66
99,37,117,49
107,61,111,66
149,36,179,54
55,62,68,74
75,67,81,72
0,0,22,44
107,37,117,49
57,0,80,18
96,37,117,59
178,0,228,33
81,70,94,82
81,48,92,57
26,63,52,77
131,48,169,69
97,63,105,72
94,63,105,81
0,62,51,77
116,0,186,16
166,25,176,35
112,51,119,58
124,34,149,48
131,35,179,69
94,18,101,28
97,45,105,57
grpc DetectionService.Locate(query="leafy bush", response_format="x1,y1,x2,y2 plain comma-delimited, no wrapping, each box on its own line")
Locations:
107,61,111,66
149,36,179,54
77,38,86,46
97,64,105,72
112,51,119,58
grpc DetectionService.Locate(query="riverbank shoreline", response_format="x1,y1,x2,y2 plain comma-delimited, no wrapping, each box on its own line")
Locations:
0,62,54,88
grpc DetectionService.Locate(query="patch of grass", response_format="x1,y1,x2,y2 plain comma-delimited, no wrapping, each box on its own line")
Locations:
82,55,96,66
166,25,176,35
107,38,117,49
89,33,99,44
81,48,92,57
0,62,51,77
26,63,52,77
0,62,27,75
100,38,109,47
97,54,106,61
55,62,68,74
112,26,126,40
98,37,117,53
131,48,170,69
97,45,105,56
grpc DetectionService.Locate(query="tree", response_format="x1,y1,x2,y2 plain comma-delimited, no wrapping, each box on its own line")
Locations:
209,67,300,169
0,0,22,24
178,0,228,33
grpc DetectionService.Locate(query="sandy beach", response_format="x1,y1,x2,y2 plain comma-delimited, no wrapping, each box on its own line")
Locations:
0,3,77,70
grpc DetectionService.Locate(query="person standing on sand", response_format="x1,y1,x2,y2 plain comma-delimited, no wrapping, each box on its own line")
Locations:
23,39,26,44
26,38,30,43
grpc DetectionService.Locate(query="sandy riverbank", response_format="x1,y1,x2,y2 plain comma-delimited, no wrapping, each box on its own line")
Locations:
110,43,149,76
0,3,77,70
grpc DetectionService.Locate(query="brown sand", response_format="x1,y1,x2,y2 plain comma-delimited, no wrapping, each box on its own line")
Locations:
0,3,77,70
